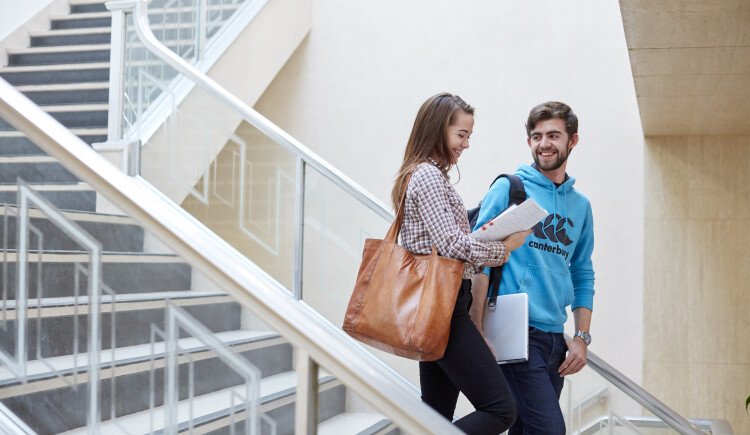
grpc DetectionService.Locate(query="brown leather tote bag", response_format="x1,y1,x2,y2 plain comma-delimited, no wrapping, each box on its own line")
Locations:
342,175,465,361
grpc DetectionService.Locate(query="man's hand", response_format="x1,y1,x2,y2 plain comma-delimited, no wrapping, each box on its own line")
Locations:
558,337,588,377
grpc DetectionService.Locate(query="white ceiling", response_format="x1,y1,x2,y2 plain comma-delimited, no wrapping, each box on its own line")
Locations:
619,0,750,136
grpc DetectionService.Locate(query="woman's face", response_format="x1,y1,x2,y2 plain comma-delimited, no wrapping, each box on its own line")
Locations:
445,110,474,162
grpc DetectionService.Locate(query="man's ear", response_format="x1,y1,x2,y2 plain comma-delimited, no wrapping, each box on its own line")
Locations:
527,137,532,148
568,133,579,151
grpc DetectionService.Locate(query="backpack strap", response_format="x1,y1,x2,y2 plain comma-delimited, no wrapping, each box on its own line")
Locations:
487,174,526,305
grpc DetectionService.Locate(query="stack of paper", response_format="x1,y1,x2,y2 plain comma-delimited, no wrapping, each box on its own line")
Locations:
470,198,548,241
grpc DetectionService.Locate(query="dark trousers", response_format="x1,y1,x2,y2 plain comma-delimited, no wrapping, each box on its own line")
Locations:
419,280,516,435
501,327,567,435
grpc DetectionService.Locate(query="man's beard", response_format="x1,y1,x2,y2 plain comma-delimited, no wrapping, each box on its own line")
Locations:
533,143,571,171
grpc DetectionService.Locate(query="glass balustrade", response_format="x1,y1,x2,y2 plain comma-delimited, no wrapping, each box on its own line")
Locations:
120,0,252,140
0,117,414,434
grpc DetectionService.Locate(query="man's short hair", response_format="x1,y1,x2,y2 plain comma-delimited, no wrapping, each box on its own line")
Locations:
525,101,578,138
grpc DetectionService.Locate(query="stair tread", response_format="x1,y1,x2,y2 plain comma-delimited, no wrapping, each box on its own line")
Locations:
0,329,279,386
0,182,92,192
0,203,131,223
63,371,336,434
29,27,111,37
14,82,109,92
1,290,228,310
0,127,106,137
0,251,185,263
0,62,109,73
319,412,390,435
7,44,111,55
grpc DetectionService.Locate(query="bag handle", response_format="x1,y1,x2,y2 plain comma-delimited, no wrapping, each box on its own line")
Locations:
385,173,412,243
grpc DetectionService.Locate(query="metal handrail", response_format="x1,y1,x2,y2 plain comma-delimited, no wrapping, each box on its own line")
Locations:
0,78,461,434
131,0,393,223
580,340,705,434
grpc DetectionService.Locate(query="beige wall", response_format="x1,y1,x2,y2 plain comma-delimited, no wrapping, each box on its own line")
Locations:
644,135,750,434
252,0,645,417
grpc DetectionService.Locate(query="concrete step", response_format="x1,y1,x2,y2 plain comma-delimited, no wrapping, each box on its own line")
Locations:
0,156,79,184
30,27,111,47
2,330,292,434
318,412,396,435
0,129,106,153
0,63,110,86
69,0,109,14
0,251,192,297
7,44,111,67
62,371,342,435
0,104,108,131
0,292,241,360
0,204,143,252
50,12,112,30
0,183,96,212
14,82,109,106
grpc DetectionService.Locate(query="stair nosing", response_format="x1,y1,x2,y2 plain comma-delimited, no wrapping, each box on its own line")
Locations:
0,128,107,137
29,27,112,37
0,62,110,73
7,44,111,55
0,329,282,388
14,82,109,92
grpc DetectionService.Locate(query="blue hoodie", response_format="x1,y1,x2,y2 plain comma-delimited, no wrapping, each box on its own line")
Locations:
474,164,595,333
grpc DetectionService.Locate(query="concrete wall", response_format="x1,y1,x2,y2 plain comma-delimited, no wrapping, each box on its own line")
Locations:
253,0,645,418
644,135,750,434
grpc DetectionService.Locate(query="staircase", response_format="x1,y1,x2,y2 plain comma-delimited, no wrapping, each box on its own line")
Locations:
0,1,394,433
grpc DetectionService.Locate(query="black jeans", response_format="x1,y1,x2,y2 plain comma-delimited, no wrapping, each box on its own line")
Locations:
419,279,516,435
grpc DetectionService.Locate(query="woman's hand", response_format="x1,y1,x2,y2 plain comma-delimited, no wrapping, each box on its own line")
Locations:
502,229,533,252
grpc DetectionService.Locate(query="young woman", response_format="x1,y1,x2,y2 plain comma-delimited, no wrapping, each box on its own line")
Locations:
392,93,530,434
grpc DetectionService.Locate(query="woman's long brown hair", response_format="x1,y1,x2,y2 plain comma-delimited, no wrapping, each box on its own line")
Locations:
391,93,474,212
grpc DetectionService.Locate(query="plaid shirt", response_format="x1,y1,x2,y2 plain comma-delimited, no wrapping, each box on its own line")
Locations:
399,161,506,278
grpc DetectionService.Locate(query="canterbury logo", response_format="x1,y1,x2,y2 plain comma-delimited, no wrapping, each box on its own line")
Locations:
532,214,574,246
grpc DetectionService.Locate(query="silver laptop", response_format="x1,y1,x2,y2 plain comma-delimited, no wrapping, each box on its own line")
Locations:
482,292,528,364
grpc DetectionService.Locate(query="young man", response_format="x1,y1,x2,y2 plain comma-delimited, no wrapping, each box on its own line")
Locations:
471,101,595,435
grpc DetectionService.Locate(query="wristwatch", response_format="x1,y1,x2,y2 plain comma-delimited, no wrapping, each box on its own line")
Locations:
574,331,591,345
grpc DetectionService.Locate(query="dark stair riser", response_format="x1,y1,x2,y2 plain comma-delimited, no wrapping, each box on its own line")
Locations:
0,136,102,154
0,191,97,213
2,342,291,434
0,69,110,86
0,302,242,360
8,49,111,67
0,162,79,184
1,214,144,252
31,32,112,48
0,110,107,131
70,3,109,14
0,261,191,298
51,17,112,31
21,88,108,106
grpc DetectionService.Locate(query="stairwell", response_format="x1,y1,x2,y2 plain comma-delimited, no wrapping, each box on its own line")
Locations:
0,1,392,433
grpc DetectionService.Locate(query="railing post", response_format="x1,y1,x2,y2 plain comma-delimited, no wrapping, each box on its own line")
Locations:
295,349,318,435
293,157,305,300
198,0,208,61
96,1,140,175
105,1,135,142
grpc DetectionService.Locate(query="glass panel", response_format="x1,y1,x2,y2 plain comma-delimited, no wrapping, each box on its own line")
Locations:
128,51,298,289
0,123,283,433
121,0,251,140
561,366,708,434
302,165,390,322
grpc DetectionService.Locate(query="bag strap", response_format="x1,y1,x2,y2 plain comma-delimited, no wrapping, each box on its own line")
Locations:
385,173,412,243
488,174,526,306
